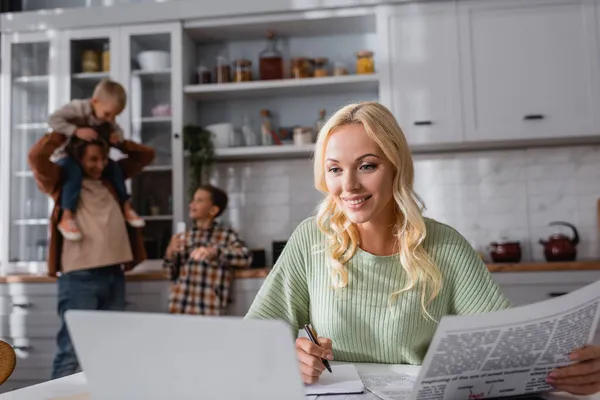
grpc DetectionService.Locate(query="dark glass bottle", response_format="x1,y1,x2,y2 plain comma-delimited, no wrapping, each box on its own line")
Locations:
259,31,283,80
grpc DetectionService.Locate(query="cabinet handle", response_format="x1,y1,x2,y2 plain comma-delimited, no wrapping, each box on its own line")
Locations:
11,302,32,309
12,345,31,351
523,114,545,121
548,292,567,298
414,120,433,126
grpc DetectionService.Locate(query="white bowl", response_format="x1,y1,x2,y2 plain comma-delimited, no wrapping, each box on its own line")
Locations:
137,51,170,71
206,123,234,148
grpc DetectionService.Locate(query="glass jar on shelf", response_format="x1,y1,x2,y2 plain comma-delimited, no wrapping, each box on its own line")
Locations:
356,50,374,74
101,43,110,72
214,56,231,84
259,31,284,80
313,58,329,77
291,57,313,79
197,65,212,84
234,59,253,82
82,49,100,73
333,60,348,76
293,127,314,145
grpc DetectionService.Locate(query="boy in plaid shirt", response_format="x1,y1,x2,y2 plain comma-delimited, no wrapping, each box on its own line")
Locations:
163,185,252,315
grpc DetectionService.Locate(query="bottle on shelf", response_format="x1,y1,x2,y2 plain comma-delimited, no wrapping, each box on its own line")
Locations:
259,31,284,80
241,115,258,146
260,109,273,146
314,109,327,141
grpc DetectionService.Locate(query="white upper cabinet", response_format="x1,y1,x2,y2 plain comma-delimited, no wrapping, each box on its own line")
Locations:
379,3,464,145
459,0,600,142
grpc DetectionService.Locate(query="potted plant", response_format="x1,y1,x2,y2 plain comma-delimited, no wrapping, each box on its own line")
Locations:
183,124,215,198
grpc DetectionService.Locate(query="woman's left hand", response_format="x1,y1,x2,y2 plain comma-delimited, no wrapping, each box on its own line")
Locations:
547,345,600,395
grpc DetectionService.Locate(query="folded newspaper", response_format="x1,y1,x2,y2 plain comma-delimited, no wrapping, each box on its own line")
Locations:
410,279,600,400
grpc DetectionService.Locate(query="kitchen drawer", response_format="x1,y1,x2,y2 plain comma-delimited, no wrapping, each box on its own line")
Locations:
0,283,57,297
6,337,56,358
498,283,588,307
9,366,52,381
232,278,265,292
0,294,56,316
0,379,41,394
0,314,59,338
126,293,168,313
127,281,168,294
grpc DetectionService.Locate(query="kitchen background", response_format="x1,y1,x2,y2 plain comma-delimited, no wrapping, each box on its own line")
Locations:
213,145,600,266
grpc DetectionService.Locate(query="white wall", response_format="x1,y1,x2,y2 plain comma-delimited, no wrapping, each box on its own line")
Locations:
212,145,600,265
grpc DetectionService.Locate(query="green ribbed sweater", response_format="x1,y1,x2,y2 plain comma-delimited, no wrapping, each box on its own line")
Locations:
245,217,511,365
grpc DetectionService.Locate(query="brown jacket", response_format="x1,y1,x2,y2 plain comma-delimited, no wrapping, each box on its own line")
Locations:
28,132,155,277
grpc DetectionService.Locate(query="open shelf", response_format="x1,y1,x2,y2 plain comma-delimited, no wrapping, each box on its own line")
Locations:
185,74,379,101
72,72,110,80
143,165,172,172
184,7,376,42
132,69,171,76
135,116,172,124
14,219,48,226
215,144,314,161
143,215,173,221
14,75,49,84
15,123,47,130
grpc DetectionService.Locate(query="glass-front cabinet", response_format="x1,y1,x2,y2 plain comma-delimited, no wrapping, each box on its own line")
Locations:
0,32,59,272
61,28,119,102
0,23,183,273
121,23,182,260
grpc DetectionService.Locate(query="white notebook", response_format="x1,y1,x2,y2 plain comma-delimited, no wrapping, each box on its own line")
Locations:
305,364,365,396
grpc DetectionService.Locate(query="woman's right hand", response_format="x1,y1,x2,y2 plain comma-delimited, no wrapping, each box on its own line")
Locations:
166,233,186,259
295,336,334,384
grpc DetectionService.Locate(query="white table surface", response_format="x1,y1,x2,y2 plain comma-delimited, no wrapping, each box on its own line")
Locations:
0,364,598,400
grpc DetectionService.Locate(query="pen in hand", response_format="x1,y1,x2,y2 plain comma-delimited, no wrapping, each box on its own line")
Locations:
303,324,333,374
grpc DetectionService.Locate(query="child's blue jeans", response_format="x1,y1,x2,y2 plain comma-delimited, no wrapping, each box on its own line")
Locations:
56,156,129,211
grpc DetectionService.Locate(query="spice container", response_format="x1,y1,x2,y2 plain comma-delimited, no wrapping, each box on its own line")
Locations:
259,31,284,80
291,57,313,79
313,58,329,77
214,56,231,83
293,127,314,145
356,50,374,74
197,65,212,84
234,59,253,82
333,61,348,76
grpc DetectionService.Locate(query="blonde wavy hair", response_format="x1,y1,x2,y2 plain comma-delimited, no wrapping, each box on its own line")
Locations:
313,101,442,318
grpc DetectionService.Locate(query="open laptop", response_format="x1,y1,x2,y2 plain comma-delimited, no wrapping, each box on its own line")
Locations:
65,310,306,400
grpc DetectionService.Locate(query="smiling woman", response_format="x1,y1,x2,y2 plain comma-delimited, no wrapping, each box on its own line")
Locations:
245,102,600,393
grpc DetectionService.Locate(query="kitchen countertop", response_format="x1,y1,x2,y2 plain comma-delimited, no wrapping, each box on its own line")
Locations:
1,260,599,283
0,261,271,284
486,260,600,272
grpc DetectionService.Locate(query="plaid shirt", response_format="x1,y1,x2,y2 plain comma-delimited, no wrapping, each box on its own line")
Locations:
163,221,252,315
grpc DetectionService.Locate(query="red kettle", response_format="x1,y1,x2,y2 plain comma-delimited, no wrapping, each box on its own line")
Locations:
539,221,579,262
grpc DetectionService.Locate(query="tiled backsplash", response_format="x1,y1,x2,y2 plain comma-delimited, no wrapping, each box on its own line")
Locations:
212,145,600,265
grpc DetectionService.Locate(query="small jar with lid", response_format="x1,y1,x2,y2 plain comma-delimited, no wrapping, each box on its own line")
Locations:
214,56,231,84
291,57,313,79
293,126,314,145
333,60,348,76
197,65,212,84
356,50,374,74
234,59,253,82
313,58,329,78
